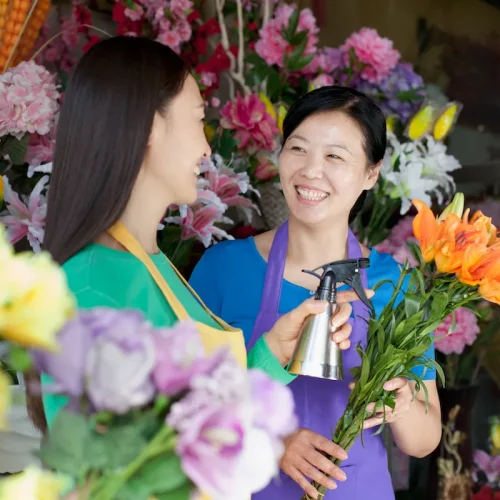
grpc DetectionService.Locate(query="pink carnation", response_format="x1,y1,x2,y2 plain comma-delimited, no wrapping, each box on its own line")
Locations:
255,5,318,68
341,27,400,84
375,216,418,266
434,308,480,355
220,93,278,153
0,61,59,139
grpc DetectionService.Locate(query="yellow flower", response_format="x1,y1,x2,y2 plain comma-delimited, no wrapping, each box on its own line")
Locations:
258,92,277,121
0,371,10,430
0,466,66,499
433,102,462,141
0,252,75,350
0,176,4,203
386,115,397,133
204,123,216,144
405,103,437,140
277,105,287,134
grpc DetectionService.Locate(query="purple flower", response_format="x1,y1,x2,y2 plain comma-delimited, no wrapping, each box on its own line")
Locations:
248,369,297,439
85,310,157,414
152,321,224,396
167,354,298,499
354,62,425,122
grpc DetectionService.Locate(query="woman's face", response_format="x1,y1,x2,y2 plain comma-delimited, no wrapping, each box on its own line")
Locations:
279,111,380,226
143,74,211,206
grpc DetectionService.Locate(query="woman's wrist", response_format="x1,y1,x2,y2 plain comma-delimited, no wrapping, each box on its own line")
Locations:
263,330,287,366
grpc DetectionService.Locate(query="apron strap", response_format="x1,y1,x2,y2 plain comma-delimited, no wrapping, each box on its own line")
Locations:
107,221,238,331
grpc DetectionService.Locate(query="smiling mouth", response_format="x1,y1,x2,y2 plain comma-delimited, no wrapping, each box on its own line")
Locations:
295,186,330,202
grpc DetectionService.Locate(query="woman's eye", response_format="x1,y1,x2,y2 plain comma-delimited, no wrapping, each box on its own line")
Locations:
291,146,304,152
328,154,343,160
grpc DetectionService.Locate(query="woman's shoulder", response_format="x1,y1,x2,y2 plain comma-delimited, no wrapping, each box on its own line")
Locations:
196,236,261,267
367,248,405,286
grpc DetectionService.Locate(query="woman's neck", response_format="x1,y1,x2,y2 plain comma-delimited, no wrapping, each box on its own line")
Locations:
286,216,350,270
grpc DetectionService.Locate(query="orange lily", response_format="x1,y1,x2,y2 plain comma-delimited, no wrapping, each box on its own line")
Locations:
479,278,500,305
412,200,439,262
459,243,500,285
469,210,498,245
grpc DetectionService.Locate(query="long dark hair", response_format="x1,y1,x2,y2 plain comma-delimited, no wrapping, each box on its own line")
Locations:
281,85,387,223
26,36,189,433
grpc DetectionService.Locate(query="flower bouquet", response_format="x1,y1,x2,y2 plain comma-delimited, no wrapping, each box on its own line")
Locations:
302,193,500,499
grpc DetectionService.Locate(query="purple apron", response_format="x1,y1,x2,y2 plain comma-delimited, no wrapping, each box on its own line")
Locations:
248,221,394,500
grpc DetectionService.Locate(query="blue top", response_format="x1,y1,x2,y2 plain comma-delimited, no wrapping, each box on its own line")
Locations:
189,237,436,380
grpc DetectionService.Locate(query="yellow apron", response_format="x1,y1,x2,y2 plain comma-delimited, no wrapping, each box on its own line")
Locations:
107,222,247,500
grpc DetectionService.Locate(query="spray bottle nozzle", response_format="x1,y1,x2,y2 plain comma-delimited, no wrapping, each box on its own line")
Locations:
302,258,373,309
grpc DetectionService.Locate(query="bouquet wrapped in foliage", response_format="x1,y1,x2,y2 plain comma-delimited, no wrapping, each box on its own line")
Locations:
0,224,298,499
303,193,500,499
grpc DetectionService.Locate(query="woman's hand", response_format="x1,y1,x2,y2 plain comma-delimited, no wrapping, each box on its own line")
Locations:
362,377,413,429
280,428,348,499
265,289,374,366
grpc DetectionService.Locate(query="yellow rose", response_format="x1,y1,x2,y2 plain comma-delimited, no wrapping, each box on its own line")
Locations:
0,371,10,430
0,252,75,350
0,466,66,499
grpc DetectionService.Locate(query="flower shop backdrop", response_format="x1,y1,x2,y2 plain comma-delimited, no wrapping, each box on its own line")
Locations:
1,0,500,499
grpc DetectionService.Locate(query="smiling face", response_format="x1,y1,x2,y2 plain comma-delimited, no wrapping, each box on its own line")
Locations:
279,110,381,226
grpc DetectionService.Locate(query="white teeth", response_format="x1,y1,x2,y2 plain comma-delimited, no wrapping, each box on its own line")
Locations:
296,188,328,201
194,166,200,176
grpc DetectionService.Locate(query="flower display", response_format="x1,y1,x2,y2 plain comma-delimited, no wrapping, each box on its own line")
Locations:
0,466,66,500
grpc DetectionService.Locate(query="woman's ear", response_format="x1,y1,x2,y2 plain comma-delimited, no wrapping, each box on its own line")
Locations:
364,160,382,190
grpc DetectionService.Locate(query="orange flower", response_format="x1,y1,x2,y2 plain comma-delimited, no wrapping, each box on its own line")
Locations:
412,200,440,262
435,217,490,274
460,243,500,285
479,278,500,305
469,210,498,245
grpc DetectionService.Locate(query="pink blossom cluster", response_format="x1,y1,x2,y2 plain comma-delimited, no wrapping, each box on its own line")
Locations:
220,93,279,154
473,450,500,487
0,61,59,139
376,216,418,266
164,155,260,247
434,308,481,355
341,27,400,84
255,4,319,68
124,0,193,53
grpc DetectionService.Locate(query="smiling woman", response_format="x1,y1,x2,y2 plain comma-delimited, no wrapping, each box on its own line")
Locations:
189,86,441,500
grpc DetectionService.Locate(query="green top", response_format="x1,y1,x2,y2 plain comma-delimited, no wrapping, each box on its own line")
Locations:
42,243,294,427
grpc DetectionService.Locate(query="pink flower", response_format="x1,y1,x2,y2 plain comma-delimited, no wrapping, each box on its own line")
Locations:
0,175,48,252
376,216,418,266
61,14,79,48
473,450,500,485
220,93,278,153
157,28,182,52
434,308,480,355
200,71,217,87
124,4,144,21
255,5,319,68
176,18,192,41
165,202,233,248
341,27,400,83
170,0,193,16
0,61,59,139
201,156,260,222
211,97,220,108
25,132,55,168
310,74,334,88
303,47,343,75
255,157,279,182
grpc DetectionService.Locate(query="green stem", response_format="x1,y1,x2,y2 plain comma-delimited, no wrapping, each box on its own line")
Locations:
90,426,176,500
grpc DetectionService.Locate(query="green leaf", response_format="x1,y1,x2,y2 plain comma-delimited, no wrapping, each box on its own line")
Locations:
211,129,238,159
133,455,188,493
431,292,449,318
290,30,308,47
287,54,314,72
2,134,30,165
286,8,300,39
155,483,193,500
404,294,421,319
359,351,370,387
265,68,281,101
8,345,32,372
96,422,148,469
289,31,308,62
449,310,457,334
39,411,90,477
246,53,267,67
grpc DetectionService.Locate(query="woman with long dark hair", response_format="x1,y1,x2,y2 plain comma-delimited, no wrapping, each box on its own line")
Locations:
26,37,360,438
190,86,442,499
